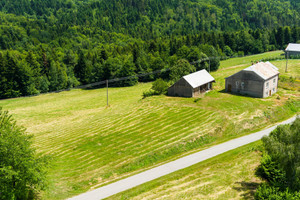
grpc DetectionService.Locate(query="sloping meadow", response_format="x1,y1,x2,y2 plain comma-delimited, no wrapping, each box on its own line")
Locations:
0,51,299,199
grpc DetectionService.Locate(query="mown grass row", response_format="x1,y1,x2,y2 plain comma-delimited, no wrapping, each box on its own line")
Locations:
28,92,300,199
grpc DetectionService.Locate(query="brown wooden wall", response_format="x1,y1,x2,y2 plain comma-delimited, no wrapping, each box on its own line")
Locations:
168,79,214,98
167,78,193,97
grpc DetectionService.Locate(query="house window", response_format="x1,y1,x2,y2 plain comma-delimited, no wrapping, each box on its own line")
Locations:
241,82,245,90
266,82,269,89
236,81,239,89
273,78,276,84
273,88,275,92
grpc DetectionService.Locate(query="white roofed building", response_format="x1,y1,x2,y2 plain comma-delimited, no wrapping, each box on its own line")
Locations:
225,62,280,98
285,43,300,58
167,69,215,97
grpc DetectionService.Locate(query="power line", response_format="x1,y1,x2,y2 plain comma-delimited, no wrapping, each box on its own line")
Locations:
1,52,286,100
74,68,170,90
78,54,259,91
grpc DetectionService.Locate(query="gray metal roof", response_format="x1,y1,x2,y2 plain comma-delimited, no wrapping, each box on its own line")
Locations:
265,61,279,71
243,62,279,80
183,69,215,88
285,43,300,52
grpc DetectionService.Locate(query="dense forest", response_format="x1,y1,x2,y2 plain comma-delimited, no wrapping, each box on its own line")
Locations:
0,0,300,99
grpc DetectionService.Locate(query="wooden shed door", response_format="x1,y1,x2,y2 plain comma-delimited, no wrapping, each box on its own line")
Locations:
228,84,232,92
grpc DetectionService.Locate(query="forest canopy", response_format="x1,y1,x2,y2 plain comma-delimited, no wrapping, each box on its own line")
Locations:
0,0,300,99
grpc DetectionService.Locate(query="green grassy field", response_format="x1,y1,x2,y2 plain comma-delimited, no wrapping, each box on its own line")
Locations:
0,51,299,199
107,141,263,200
219,50,284,69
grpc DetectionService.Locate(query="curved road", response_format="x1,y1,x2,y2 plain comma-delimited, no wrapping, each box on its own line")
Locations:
68,116,297,200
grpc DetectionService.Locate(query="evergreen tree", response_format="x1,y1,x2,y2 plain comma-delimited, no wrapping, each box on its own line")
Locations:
223,45,234,57
17,61,39,96
3,53,21,98
132,44,140,66
284,26,292,45
25,51,41,90
48,60,68,91
0,53,6,98
40,75,50,93
291,26,299,43
276,27,284,49
74,50,92,84
100,49,108,61
115,58,138,86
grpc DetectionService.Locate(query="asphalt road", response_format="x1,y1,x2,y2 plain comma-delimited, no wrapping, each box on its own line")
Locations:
68,116,297,200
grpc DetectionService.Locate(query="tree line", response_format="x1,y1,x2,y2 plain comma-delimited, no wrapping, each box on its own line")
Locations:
1,24,300,99
0,0,300,99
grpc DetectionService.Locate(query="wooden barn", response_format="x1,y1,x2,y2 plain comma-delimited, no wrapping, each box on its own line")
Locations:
167,69,215,97
285,43,300,58
225,62,279,98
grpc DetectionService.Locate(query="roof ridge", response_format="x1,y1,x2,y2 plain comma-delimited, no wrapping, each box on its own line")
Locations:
227,61,279,80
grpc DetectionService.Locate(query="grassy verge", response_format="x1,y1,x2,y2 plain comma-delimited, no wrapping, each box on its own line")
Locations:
0,51,298,199
107,141,263,200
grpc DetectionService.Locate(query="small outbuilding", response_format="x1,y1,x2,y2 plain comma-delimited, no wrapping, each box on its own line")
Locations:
225,62,279,98
285,43,300,58
168,69,215,98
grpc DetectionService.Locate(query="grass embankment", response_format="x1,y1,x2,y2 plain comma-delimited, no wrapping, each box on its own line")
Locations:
107,141,262,200
0,51,298,199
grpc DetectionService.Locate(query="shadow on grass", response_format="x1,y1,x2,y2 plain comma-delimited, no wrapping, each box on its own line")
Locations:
218,89,227,93
218,89,262,99
232,181,260,199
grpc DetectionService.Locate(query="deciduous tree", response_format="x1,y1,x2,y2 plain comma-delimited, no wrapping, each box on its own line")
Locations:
169,59,195,82
0,108,48,200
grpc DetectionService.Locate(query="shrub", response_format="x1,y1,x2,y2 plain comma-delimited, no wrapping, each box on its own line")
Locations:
255,118,300,199
262,118,300,189
143,79,169,98
255,184,300,200
142,90,156,99
256,154,286,187
151,78,169,95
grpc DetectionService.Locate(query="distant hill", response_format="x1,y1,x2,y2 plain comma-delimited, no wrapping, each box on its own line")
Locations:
0,0,300,99
0,0,300,38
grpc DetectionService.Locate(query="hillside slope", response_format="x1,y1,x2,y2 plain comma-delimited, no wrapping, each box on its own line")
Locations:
0,52,299,199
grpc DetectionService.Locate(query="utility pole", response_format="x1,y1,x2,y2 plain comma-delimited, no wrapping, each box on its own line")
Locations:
285,51,288,73
106,80,109,106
